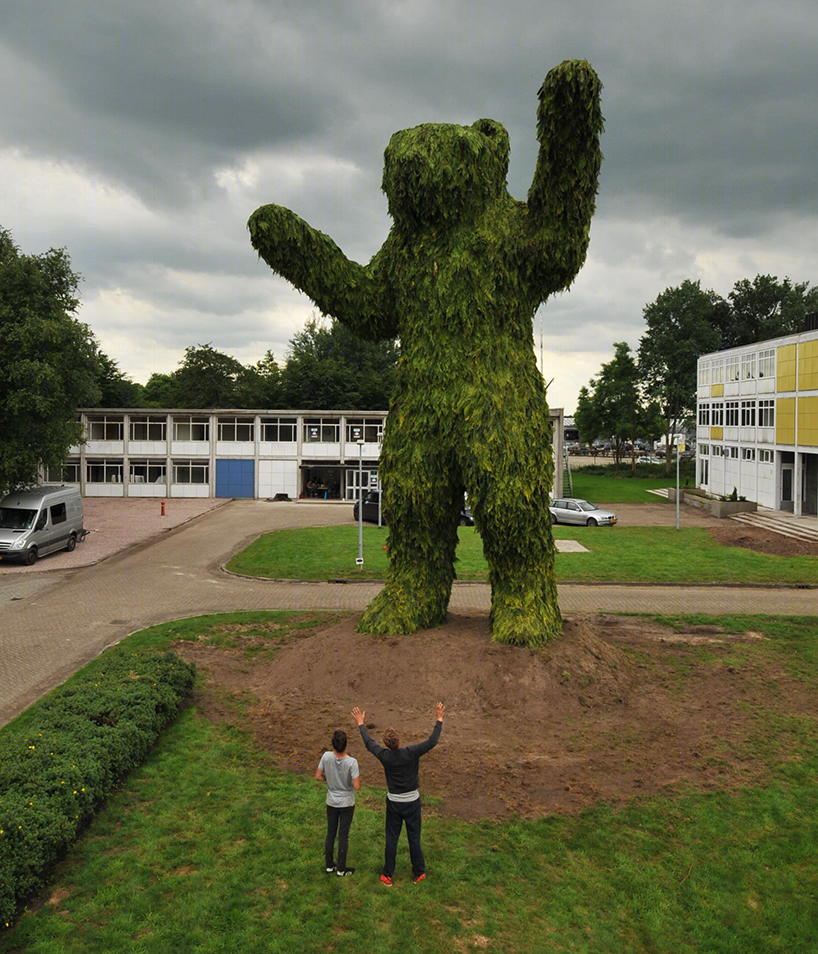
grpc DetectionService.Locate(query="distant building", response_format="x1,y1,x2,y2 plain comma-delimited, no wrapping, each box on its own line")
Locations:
696,324,818,514
47,407,564,501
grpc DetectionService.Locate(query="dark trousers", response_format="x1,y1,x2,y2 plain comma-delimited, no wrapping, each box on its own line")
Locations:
325,805,355,869
383,797,425,878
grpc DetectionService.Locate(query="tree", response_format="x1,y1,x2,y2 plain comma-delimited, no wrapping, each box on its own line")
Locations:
0,228,100,494
638,280,722,473
279,318,399,409
575,343,664,469
89,349,145,407
717,274,818,348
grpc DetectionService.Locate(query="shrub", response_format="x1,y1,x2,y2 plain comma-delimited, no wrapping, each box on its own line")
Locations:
0,650,195,927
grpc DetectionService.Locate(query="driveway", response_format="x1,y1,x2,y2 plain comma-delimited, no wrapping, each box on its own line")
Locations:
1,499,815,728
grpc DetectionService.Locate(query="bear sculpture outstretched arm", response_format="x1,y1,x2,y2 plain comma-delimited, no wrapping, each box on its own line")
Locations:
522,59,604,301
248,204,397,341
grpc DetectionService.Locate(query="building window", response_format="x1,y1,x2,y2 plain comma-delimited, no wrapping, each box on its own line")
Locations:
698,444,709,456
758,348,775,379
740,400,756,427
304,419,340,443
218,417,254,442
726,446,739,459
758,399,775,427
711,403,724,426
741,352,756,380
129,416,167,441
698,403,710,426
712,360,724,385
87,460,124,483
260,417,297,442
698,361,710,387
711,446,721,457
726,355,740,382
759,449,773,463
129,460,167,484
173,460,209,484
725,401,739,426
742,447,756,461
86,416,124,441
173,416,210,441
346,418,384,443
45,461,81,483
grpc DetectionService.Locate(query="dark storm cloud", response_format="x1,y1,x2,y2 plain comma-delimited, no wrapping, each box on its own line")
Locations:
0,0,815,403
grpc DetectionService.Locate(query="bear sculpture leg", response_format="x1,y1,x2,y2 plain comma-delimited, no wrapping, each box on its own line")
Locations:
357,451,462,635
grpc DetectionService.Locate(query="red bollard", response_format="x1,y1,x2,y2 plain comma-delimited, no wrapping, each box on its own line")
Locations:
161,499,166,516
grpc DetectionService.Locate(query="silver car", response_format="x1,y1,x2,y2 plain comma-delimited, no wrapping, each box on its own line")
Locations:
549,498,617,527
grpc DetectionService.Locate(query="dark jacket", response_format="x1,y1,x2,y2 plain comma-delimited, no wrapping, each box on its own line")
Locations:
359,721,442,795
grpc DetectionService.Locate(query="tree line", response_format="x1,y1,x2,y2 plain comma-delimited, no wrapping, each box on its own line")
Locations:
575,275,818,472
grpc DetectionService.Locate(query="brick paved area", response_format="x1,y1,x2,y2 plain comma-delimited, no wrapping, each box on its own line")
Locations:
1,500,815,728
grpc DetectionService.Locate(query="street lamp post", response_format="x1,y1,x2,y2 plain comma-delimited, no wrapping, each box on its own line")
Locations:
357,439,365,570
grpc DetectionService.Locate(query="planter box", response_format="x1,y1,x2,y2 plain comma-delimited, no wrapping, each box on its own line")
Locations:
666,488,757,518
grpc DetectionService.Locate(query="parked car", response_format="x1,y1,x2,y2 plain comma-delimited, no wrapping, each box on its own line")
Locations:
352,490,474,526
549,498,617,527
637,455,663,464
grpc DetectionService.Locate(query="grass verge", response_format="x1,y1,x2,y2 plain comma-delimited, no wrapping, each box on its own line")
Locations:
1,612,817,953
226,524,817,585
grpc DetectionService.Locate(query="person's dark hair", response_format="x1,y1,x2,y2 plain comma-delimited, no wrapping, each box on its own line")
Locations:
332,729,347,753
383,728,399,750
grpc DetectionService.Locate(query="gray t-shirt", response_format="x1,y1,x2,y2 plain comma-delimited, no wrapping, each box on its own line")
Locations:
318,751,360,808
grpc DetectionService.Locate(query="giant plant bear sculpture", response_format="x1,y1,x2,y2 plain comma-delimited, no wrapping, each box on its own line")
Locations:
249,60,603,646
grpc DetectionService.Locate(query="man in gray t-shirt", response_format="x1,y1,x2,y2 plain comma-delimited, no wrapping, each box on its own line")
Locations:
315,729,360,876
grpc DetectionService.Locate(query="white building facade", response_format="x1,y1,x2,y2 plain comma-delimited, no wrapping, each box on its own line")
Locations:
696,328,818,514
48,407,564,502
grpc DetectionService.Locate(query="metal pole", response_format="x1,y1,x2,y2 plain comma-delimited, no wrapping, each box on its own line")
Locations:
675,442,681,530
357,440,364,570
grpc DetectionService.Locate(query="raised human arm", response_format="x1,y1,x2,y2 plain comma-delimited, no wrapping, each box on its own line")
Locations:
248,205,397,340
521,60,604,299
407,705,444,757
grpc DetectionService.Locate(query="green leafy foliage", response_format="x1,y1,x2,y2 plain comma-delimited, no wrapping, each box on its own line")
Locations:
249,61,604,646
0,228,100,494
0,651,195,926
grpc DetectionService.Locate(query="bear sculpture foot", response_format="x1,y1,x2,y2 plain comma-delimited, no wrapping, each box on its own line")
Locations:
357,587,448,636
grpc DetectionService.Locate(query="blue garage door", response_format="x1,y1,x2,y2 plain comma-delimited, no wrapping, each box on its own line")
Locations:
216,460,255,498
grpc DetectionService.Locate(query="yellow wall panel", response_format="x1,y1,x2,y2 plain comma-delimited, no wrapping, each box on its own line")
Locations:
710,384,724,397
776,397,796,444
710,426,723,440
777,343,797,392
797,396,818,446
798,341,818,392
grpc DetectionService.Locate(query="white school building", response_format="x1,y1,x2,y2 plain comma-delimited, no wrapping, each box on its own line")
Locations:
696,325,818,514
48,407,564,502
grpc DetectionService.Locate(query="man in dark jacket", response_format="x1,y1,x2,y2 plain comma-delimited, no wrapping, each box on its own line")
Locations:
352,702,445,886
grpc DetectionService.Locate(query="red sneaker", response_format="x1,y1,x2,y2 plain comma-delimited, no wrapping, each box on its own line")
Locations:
413,873,426,884
380,874,393,887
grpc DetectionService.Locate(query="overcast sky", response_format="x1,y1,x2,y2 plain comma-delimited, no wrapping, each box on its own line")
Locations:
2,0,816,412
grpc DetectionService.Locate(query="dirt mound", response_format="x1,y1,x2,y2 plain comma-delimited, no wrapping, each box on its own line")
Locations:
707,523,818,556
176,611,813,820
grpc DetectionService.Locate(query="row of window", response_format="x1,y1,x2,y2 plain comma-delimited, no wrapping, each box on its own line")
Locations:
84,416,384,444
698,444,773,462
698,399,775,427
698,348,775,386
50,460,210,485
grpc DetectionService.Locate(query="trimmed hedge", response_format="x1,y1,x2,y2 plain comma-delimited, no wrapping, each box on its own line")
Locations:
0,650,195,926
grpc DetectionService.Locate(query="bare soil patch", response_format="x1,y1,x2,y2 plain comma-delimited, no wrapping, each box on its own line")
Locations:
176,611,814,821
707,523,818,557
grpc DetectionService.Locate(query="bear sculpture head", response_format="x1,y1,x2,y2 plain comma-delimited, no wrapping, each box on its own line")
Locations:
381,118,510,230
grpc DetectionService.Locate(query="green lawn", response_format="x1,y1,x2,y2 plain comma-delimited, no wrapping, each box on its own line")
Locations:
2,612,817,954
568,471,680,502
226,524,818,585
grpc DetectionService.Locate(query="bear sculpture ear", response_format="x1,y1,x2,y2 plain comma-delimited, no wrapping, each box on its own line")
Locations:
472,119,510,175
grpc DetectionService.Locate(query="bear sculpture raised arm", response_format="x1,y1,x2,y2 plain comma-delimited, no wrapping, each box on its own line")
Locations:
249,60,603,646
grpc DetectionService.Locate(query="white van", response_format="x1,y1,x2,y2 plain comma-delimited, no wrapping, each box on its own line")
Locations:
0,485,84,565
